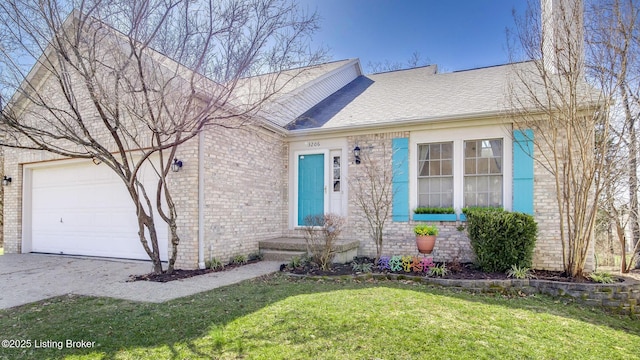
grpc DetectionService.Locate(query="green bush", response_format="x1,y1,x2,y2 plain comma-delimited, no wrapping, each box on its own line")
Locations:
465,208,537,273
414,207,455,214
462,207,503,215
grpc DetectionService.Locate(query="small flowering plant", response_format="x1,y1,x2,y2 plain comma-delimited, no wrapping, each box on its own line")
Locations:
377,255,436,273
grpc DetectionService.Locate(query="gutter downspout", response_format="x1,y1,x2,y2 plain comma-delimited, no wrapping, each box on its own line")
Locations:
198,130,205,269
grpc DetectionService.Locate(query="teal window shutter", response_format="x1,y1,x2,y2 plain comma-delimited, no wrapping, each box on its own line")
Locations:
513,129,534,214
392,138,409,222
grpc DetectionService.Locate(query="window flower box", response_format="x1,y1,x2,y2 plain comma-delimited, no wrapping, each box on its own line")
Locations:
413,214,458,222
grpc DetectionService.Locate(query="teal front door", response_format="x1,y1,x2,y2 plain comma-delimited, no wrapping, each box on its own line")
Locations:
298,154,325,225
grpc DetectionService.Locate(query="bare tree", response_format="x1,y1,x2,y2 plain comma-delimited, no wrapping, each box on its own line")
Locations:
366,51,430,74
587,0,640,272
0,0,324,274
351,143,394,261
0,152,3,249
508,0,609,278
302,213,345,271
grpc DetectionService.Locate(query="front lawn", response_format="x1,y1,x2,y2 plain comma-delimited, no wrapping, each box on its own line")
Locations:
1,274,639,359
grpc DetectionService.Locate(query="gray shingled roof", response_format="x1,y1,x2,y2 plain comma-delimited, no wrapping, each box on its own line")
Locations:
289,62,535,130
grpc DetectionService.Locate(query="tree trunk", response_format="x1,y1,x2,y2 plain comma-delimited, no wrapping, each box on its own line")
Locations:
621,84,640,268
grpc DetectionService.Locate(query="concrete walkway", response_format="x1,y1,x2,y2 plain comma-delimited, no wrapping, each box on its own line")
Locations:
0,254,281,310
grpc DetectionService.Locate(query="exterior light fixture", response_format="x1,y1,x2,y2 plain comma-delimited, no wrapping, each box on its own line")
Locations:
171,158,183,172
2,176,11,186
354,146,361,165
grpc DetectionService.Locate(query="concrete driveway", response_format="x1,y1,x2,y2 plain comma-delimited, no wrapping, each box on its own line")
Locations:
0,253,280,310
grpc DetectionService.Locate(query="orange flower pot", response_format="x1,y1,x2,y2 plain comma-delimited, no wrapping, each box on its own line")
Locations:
416,235,436,254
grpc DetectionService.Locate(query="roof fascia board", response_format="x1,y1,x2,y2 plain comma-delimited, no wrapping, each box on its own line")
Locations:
285,110,509,138
285,59,362,98
284,102,602,140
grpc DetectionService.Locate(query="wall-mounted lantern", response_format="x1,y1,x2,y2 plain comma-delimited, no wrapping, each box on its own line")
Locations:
354,146,361,165
3,176,12,186
171,158,183,172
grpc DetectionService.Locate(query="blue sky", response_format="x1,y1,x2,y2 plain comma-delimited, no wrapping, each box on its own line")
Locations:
302,0,529,73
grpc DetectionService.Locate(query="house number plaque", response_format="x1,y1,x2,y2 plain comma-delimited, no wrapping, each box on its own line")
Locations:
305,141,320,147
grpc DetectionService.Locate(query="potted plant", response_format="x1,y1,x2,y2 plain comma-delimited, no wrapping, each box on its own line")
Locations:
414,224,438,254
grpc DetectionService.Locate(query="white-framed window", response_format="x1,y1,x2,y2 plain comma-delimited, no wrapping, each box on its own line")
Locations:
417,142,453,207
409,126,512,214
463,139,503,207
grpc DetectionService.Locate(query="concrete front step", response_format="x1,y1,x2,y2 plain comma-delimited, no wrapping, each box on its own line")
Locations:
259,237,360,264
261,249,306,262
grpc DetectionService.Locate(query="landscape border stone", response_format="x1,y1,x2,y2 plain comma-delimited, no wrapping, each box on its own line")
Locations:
285,272,640,317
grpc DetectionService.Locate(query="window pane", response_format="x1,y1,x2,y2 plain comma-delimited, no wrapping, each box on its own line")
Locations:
441,143,453,159
443,192,453,206
464,141,476,157
419,194,429,206
465,159,475,174
442,177,453,193
464,192,475,207
477,158,489,174
477,176,488,191
418,178,429,194
490,158,502,174
418,161,428,176
431,144,441,160
480,140,493,157
465,177,476,193
429,160,441,176
419,145,430,161
442,159,453,175
490,176,502,192
477,193,489,207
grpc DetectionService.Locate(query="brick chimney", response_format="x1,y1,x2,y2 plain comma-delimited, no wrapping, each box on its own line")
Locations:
541,0,584,74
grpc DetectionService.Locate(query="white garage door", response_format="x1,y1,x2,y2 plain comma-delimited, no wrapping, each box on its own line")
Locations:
29,160,169,261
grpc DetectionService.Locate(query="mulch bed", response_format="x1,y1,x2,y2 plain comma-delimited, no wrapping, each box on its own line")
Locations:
129,259,261,283
285,258,611,283
130,257,623,284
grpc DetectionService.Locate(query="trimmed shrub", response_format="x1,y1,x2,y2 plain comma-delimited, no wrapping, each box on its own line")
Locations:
465,208,537,272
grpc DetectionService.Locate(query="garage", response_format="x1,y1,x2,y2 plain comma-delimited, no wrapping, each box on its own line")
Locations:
25,159,168,261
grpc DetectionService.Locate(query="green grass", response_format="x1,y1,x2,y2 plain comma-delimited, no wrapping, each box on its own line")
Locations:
1,274,639,359
0,248,4,255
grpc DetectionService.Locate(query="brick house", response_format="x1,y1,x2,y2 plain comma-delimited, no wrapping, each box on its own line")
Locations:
2,54,596,271
2,0,595,271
